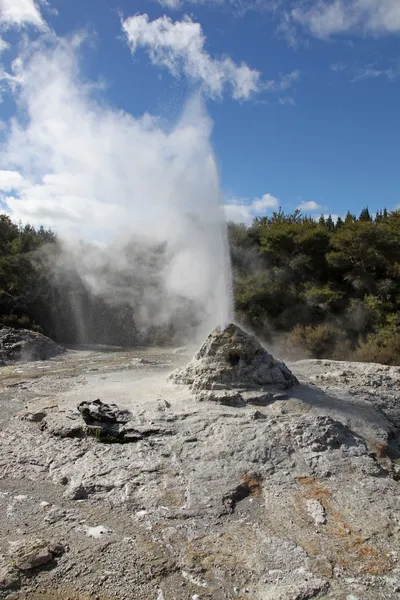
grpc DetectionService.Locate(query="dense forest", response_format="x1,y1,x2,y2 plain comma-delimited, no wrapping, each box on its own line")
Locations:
1,208,400,364
229,208,400,364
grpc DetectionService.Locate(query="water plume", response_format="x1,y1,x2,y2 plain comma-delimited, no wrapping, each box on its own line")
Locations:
1,34,232,342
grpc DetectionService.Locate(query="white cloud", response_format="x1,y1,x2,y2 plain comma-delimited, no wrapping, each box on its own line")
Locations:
156,0,246,9
265,69,300,91
0,0,47,30
332,61,400,82
278,95,295,105
122,14,261,100
156,1,400,38
252,193,280,212
122,14,299,100
297,200,322,211
0,169,25,190
290,0,400,38
158,0,185,7
224,193,279,224
0,37,8,53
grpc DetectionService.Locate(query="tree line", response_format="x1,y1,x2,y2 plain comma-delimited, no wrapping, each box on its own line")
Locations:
229,207,400,364
1,207,400,364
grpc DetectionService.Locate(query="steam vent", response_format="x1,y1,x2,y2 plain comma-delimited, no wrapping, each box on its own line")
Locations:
170,323,298,405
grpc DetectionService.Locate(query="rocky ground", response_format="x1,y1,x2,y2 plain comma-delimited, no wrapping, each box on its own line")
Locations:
0,339,400,600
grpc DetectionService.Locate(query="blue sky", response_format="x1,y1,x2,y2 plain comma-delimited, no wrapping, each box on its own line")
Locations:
0,0,399,228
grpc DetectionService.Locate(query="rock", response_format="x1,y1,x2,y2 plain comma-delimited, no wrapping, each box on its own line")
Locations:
250,409,267,420
63,482,89,500
306,499,327,526
77,399,141,443
41,411,84,438
290,416,361,452
77,398,132,426
169,324,298,403
196,389,245,406
42,399,174,444
0,564,20,591
260,578,329,600
3,348,400,599
8,538,65,571
21,410,47,422
157,399,171,411
0,327,65,364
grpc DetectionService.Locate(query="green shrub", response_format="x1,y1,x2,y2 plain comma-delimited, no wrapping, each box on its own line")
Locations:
0,313,41,331
353,321,400,366
286,324,348,359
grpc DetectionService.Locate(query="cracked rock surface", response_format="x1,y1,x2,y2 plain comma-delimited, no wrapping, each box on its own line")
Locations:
0,344,400,599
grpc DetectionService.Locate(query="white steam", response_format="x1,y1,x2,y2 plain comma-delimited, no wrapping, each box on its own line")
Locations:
0,35,232,340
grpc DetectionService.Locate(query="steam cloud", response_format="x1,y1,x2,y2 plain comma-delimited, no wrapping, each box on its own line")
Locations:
0,34,233,341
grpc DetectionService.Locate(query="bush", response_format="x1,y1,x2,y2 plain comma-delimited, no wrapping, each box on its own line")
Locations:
0,313,41,332
353,323,400,366
285,324,348,359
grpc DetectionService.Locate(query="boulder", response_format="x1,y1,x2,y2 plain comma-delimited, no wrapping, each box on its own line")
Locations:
0,327,65,364
0,564,20,591
8,538,65,571
78,398,131,426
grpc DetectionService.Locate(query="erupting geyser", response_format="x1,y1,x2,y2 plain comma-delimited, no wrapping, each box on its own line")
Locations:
2,37,233,344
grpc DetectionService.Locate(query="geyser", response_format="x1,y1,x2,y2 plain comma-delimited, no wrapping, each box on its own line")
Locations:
1,35,232,342
170,323,298,404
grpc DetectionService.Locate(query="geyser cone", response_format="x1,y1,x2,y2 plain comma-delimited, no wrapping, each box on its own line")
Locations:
170,323,298,392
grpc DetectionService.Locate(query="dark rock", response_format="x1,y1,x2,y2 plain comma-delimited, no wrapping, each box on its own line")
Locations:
76,399,132,443
21,410,47,422
77,398,131,426
0,327,65,364
250,410,266,420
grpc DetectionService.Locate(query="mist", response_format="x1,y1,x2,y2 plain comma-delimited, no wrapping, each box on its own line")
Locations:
1,35,233,343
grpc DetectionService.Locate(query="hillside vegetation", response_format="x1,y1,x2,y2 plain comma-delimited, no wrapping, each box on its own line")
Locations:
229,208,400,364
1,208,400,364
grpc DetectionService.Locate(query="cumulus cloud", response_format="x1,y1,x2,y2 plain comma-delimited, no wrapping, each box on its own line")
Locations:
0,0,47,30
289,0,400,38
0,169,25,191
224,193,279,224
122,14,299,100
122,14,260,100
0,35,232,335
297,200,322,211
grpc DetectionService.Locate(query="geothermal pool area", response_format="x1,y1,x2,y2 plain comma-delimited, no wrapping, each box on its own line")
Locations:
0,325,400,600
